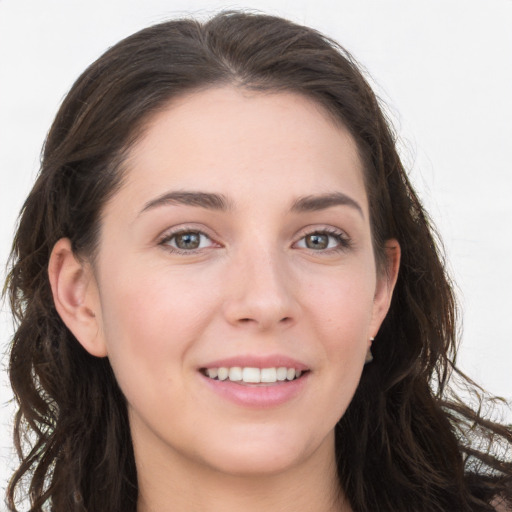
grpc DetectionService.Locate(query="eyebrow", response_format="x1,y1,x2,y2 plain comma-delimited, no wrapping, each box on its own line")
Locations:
139,190,363,218
290,192,364,218
140,191,233,214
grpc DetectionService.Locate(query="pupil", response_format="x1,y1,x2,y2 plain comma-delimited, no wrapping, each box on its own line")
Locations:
176,232,200,249
306,234,328,249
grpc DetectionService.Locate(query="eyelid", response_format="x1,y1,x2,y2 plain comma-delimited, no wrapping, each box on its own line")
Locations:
293,225,352,252
155,223,352,255
157,224,222,254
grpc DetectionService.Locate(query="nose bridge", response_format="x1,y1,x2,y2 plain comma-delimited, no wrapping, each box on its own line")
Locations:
223,242,298,329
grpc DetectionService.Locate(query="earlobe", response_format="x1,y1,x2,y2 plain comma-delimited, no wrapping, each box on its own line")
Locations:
48,238,107,357
370,239,401,336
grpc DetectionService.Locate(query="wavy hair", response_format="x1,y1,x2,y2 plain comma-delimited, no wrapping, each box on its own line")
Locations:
4,11,512,512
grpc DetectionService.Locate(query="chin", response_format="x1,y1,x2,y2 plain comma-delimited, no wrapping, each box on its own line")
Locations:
205,447,303,477
196,424,333,477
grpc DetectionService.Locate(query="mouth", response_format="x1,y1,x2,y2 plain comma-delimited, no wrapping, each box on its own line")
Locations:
200,366,309,385
198,361,310,407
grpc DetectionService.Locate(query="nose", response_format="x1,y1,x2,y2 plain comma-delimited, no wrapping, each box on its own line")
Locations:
222,248,300,331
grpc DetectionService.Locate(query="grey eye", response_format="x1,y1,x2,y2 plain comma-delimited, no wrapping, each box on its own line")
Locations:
162,231,215,252
305,234,329,250
174,232,201,250
161,229,218,254
295,230,348,252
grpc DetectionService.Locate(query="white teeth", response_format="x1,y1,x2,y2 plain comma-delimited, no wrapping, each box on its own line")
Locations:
217,367,229,381
260,368,277,383
206,368,218,379
204,366,305,383
228,367,242,381
276,367,287,381
242,367,261,383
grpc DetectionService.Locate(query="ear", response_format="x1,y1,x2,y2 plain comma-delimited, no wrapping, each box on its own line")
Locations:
369,239,401,338
48,238,107,357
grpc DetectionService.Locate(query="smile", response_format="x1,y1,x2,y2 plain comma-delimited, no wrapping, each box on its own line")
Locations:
202,367,305,384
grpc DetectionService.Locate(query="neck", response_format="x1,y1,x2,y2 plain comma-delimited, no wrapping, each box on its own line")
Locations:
134,431,351,512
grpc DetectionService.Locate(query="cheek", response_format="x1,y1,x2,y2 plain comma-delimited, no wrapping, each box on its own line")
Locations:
96,263,219,394
302,262,377,340
299,263,376,404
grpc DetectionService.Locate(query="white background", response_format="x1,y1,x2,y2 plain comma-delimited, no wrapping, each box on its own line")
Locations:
1,0,511,503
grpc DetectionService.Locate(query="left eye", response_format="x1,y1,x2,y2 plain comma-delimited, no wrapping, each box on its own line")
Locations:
162,231,214,251
295,232,346,250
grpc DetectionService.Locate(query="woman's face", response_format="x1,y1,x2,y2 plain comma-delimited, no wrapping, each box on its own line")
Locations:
76,87,397,477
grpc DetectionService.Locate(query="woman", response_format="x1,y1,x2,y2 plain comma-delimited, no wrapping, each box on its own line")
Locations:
4,10,511,512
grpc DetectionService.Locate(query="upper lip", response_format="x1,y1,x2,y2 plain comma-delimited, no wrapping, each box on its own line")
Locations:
199,355,309,371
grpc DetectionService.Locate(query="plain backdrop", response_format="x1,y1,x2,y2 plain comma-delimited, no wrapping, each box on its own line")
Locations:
1,0,511,502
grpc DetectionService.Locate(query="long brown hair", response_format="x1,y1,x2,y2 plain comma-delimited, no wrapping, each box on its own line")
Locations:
4,11,511,512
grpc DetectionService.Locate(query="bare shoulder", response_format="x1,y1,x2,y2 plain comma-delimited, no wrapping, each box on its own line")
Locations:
491,496,512,512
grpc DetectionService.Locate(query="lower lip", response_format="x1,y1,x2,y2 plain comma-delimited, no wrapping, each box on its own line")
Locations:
200,373,309,408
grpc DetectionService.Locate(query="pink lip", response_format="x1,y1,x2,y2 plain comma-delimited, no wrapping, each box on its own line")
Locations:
199,354,309,371
197,354,310,408
200,371,310,408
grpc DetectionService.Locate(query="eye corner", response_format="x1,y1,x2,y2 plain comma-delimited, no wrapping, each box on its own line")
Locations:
293,226,353,253
158,227,222,255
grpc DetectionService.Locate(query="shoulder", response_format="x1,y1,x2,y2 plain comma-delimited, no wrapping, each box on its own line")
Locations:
491,496,512,512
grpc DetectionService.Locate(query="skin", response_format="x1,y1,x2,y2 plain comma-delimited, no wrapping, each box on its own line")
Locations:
49,87,400,512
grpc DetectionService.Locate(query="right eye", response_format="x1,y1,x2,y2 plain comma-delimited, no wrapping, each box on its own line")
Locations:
160,230,216,253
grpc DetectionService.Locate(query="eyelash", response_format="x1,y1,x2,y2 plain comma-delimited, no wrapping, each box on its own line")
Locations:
294,227,352,253
158,228,219,255
158,227,352,255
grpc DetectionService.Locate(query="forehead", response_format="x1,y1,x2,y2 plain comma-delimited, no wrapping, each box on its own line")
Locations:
114,86,367,214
